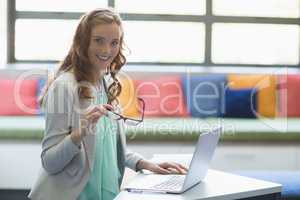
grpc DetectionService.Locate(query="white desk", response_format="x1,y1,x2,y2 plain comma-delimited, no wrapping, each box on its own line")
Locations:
116,154,282,200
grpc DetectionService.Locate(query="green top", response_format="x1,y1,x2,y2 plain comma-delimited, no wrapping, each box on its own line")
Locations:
77,80,120,200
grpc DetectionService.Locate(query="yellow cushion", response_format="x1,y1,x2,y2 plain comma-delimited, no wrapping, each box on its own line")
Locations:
228,74,277,117
118,77,140,118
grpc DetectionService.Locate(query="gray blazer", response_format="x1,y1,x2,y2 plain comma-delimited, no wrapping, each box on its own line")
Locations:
28,72,144,200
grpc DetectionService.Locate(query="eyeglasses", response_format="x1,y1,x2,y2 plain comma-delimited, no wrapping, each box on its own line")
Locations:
106,98,145,126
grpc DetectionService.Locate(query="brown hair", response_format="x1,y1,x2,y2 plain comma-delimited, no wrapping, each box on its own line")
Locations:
39,8,125,105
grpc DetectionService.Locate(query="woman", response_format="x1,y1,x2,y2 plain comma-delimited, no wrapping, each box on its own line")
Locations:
28,8,187,200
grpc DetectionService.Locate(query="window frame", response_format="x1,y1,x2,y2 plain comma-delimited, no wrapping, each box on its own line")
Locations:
7,0,300,68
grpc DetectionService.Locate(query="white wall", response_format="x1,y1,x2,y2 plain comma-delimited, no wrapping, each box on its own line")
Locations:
0,141,299,189
0,0,7,65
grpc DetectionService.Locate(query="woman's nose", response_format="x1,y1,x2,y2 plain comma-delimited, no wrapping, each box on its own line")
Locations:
100,43,111,54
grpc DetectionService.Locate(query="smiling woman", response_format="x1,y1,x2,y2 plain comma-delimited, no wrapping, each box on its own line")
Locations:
28,8,132,200
28,8,186,200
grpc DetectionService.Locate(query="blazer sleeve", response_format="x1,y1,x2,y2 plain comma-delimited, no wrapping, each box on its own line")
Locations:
40,79,81,175
125,149,144,172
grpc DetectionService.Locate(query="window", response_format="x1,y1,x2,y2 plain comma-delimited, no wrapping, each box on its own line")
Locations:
15,19,78,60
115,0,206,15
212,23,299,65
0,0,7,65
213,0,300,18
16,0,107,12
123,21,205,63
8,0,300,68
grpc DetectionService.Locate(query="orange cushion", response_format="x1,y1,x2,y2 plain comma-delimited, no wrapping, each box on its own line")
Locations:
135,76,189,117
228,74,277,117
118,77,140,118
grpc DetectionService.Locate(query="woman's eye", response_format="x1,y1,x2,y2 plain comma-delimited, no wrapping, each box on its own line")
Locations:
95,39,104,44
112,41,119,47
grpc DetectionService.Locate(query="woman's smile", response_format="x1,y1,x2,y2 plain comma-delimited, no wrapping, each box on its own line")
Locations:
96,54,112,62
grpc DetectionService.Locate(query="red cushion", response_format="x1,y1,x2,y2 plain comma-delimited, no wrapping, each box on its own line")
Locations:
0,79,38,115
136,76,189,117
278,75,300,117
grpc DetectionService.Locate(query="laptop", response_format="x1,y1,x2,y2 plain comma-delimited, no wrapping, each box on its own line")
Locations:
124,127,221,194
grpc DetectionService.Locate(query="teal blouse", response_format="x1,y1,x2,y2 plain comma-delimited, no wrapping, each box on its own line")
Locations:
77,80,120,200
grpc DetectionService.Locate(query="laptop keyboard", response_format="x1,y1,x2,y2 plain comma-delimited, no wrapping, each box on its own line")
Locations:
150,175,185,190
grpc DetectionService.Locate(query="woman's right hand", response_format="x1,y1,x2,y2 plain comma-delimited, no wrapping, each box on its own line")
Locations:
71,104,113,144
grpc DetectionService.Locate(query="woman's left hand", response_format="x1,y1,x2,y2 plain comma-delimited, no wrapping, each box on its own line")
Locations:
137,160,188,175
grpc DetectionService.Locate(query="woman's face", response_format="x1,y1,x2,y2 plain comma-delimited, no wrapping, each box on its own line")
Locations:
88,22,121,73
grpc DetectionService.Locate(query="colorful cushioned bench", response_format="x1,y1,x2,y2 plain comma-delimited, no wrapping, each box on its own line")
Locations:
235,171,300,200
1,72,300,142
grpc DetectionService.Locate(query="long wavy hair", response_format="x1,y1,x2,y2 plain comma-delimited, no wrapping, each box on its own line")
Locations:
39,8,125,106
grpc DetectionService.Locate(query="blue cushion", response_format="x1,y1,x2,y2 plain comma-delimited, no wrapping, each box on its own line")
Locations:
223,88,257,118
235,171,300,198
37,78,46,115
182,74,227,118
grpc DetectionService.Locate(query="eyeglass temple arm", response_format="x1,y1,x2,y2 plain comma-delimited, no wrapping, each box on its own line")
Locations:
137,97,145,121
